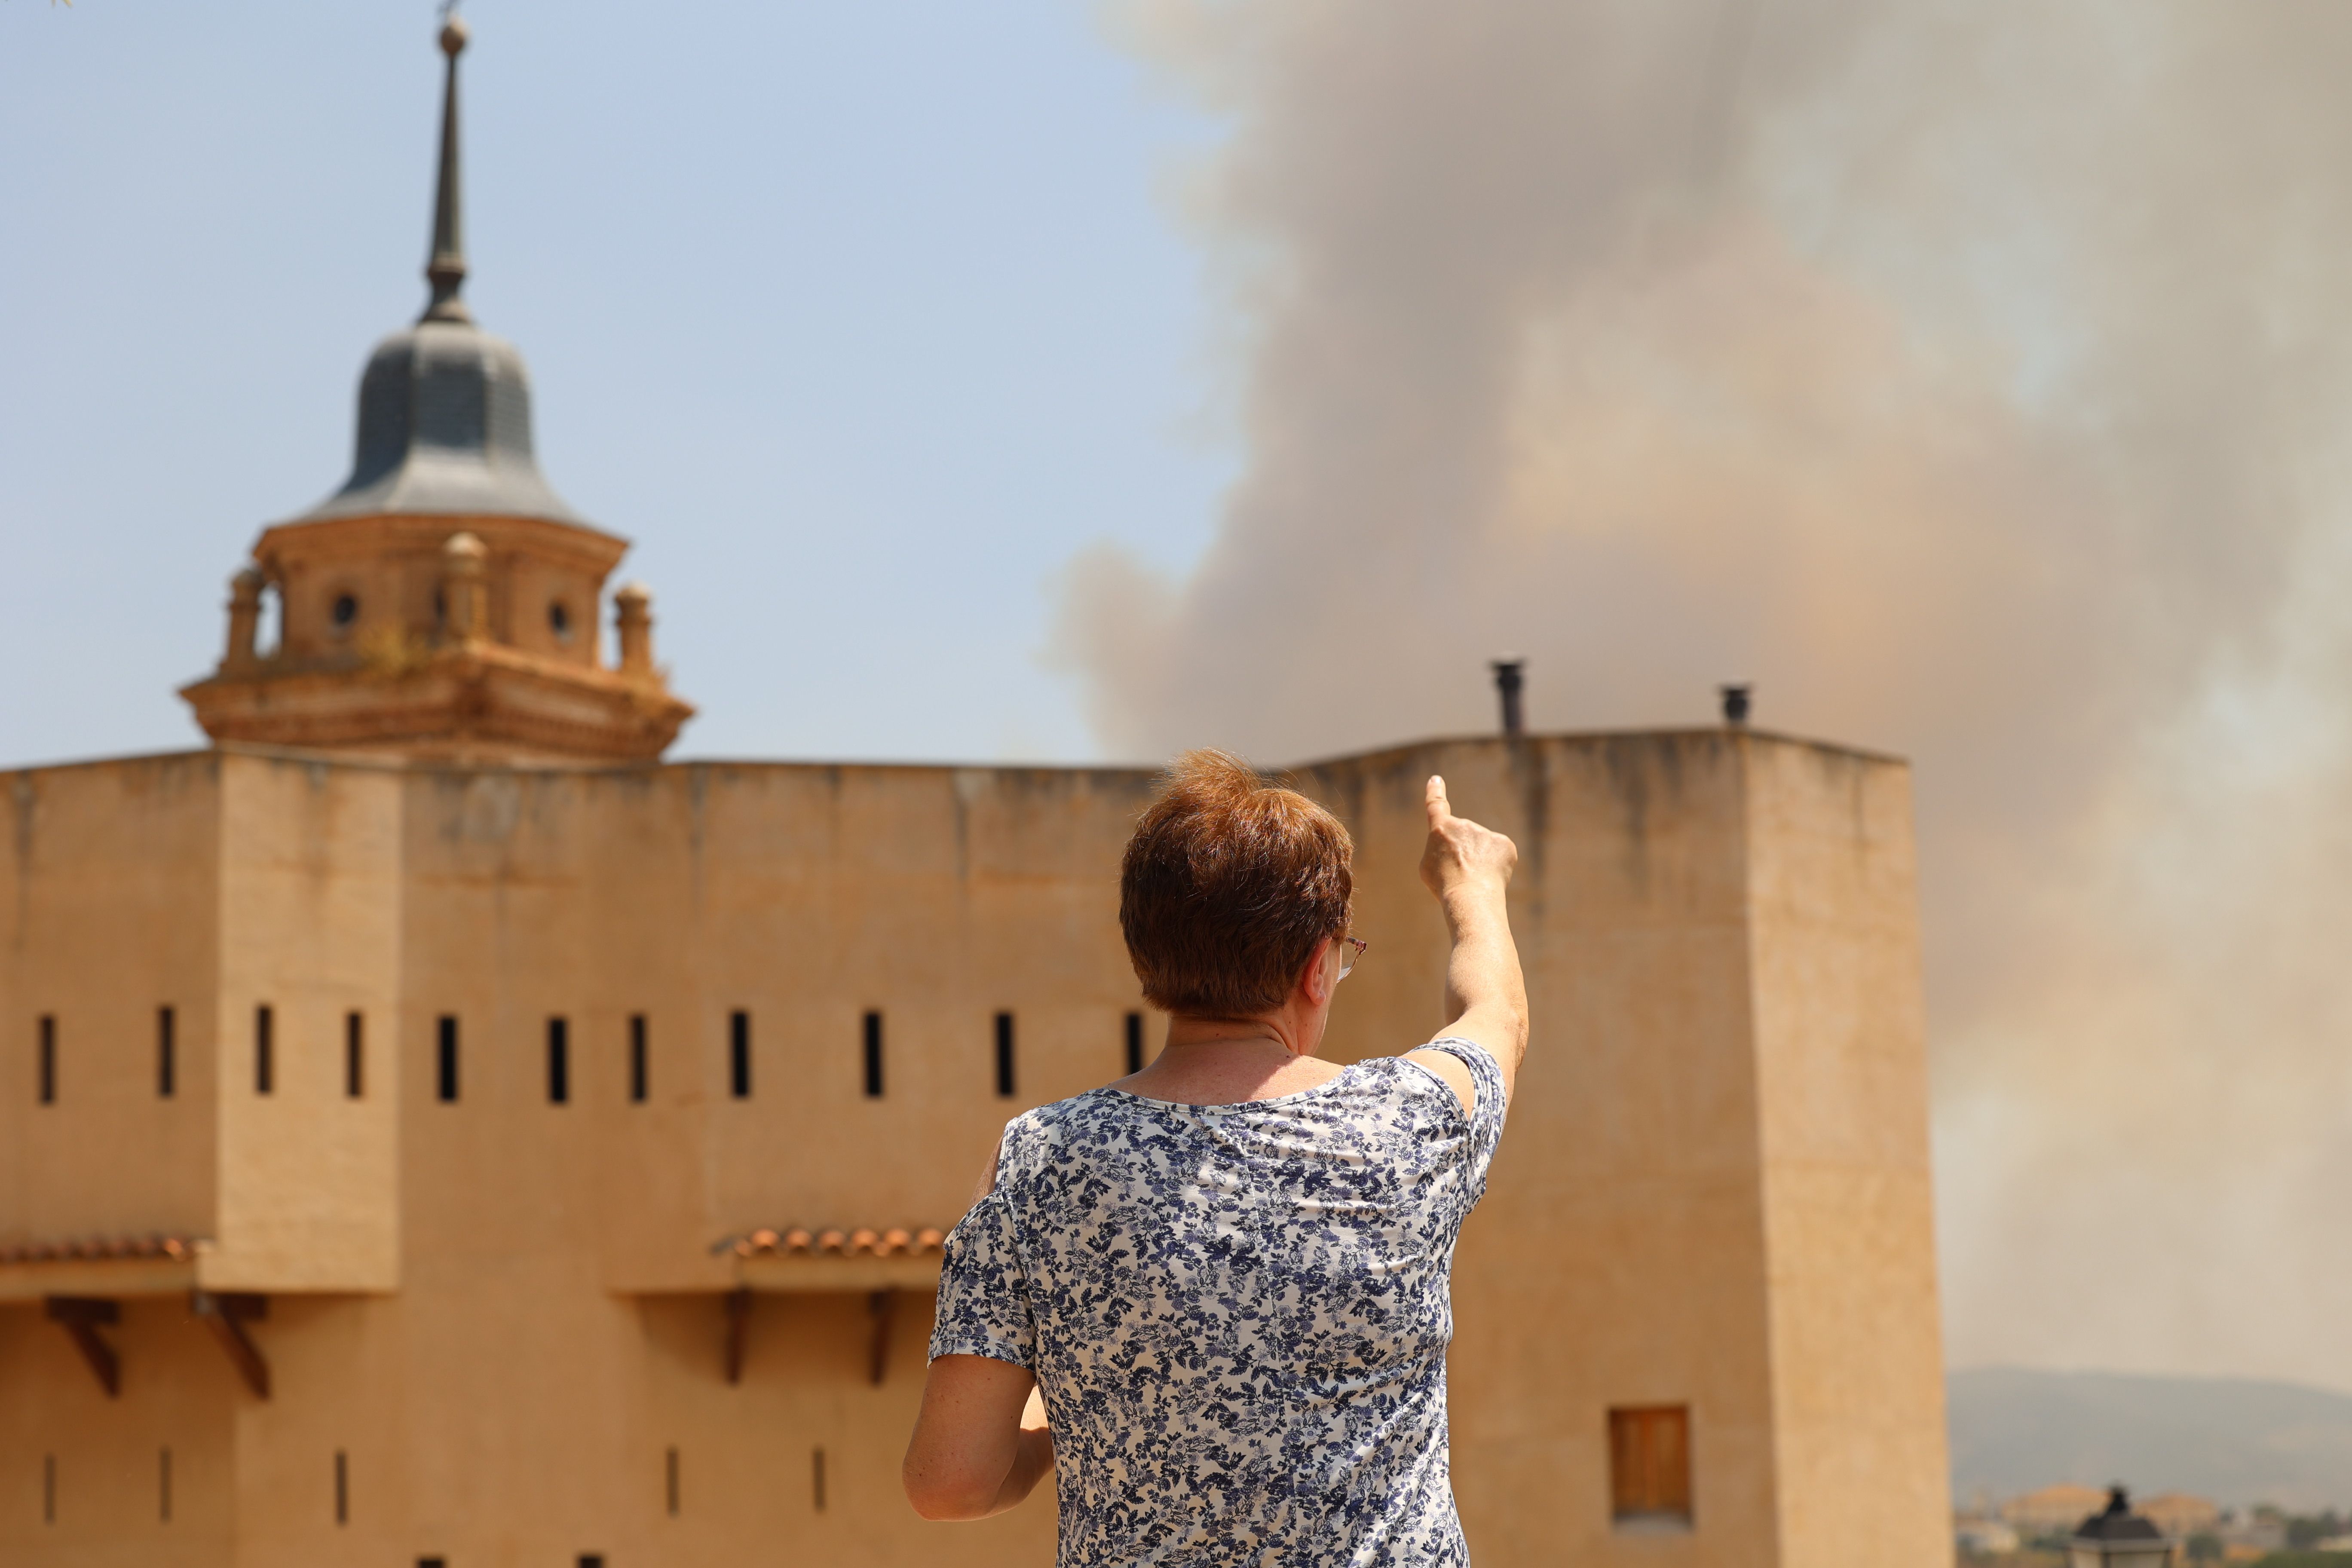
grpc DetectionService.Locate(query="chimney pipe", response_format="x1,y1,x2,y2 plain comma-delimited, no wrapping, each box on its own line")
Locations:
1720,684,1752,727
1491,658,1526,738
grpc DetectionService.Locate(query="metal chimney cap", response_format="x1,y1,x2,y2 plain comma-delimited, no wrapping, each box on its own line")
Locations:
1719,684,1752,726
1491,658,1527,738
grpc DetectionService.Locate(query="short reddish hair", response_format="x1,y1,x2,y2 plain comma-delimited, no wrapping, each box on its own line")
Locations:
1120,750,1354,1019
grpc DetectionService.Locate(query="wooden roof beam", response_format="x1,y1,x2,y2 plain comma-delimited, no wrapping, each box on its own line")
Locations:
191,1290,270,1400
43,1296,120,1398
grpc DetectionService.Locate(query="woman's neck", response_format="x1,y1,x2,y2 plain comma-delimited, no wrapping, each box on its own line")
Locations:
1124,1011,1343,1106
1162,1016,1300,1055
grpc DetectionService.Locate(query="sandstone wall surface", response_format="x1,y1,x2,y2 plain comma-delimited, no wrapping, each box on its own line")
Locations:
0,733,1947,1566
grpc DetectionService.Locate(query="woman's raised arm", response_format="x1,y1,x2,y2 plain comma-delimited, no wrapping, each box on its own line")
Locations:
1411,773,1528,1106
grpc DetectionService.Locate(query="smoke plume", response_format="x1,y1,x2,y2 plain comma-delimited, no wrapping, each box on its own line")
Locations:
1058,0,2352,1384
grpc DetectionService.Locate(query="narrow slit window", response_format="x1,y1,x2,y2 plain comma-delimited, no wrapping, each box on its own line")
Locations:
335,1449,349,1525
38,1014,55,1105
629,1014,648,1103
159,1446,172,1523
665,1445,681,1516
547,1017,570,1105
862,1011,884,1099
436,1016,459,1103
812,1445,827,1513
729,1012,751,1099
1124,1011,1144,1074
158,1006,176,1098
44,1452,55,1523
994,1011,1016,1098
345,1012,364,1099
254,1004,274,1095
1608,1405,1693,1528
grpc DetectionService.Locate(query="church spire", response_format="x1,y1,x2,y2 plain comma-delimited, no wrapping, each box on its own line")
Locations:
422,11,472,324
179,3,694,764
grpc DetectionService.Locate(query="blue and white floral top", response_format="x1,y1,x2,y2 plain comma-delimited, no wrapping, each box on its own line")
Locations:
928,1037,1508,1567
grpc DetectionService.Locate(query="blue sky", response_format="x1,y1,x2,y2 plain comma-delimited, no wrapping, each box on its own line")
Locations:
0,0,1228,766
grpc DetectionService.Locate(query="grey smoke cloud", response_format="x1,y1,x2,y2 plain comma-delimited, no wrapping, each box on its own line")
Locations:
1058,1,2352,1384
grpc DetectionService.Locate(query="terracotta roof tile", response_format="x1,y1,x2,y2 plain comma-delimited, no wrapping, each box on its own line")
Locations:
716,1226,946,1260
0,1234,203,1265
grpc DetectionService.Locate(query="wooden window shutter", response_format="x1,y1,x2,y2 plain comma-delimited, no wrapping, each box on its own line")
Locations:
1608,1405,1692,1523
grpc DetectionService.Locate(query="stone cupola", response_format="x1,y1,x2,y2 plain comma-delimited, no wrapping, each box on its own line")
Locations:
181,15,693,766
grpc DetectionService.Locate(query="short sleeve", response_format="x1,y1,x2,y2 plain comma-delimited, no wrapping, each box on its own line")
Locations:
927,1187,1036,1369
1417,1036,1509,1209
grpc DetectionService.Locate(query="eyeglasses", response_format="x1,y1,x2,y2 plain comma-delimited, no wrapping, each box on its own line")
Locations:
1335,935,1368,981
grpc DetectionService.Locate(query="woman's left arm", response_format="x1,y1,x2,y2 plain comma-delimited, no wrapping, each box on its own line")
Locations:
903,1355,1054,1519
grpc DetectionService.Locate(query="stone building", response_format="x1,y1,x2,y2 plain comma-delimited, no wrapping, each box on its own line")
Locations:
0,21,1951,1568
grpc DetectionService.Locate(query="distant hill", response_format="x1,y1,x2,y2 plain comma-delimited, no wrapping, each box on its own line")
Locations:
1950,1367,2352,1512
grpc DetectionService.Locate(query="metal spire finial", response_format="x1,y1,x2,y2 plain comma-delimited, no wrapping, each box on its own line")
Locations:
422,8,472,324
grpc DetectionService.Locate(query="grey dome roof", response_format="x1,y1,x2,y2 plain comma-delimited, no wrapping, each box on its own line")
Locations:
293,320,584,525
2075,1488,2165,1543
289,17,585,530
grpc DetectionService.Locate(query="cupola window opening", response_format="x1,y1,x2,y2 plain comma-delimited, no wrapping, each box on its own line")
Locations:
548,599,573,642
330,592,359,634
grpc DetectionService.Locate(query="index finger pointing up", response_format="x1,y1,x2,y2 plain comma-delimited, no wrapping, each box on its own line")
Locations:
1426,774,1450,828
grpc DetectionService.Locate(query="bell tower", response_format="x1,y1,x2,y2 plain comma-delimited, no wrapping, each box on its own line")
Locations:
181,16,693,765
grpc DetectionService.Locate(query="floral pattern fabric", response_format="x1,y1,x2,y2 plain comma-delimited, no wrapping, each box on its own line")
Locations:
928,1038,1508,1567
